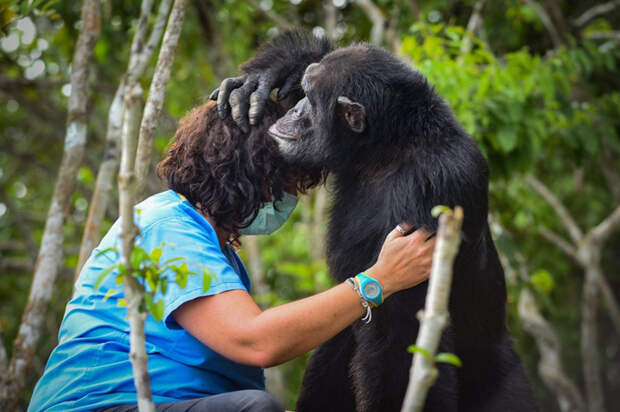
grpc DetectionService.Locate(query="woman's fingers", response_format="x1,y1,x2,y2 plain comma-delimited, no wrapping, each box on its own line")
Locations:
385,222,414,242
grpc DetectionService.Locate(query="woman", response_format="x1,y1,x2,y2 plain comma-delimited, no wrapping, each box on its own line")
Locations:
28,100,435,412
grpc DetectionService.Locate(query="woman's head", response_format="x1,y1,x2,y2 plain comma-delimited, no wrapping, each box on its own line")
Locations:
157,100,323,241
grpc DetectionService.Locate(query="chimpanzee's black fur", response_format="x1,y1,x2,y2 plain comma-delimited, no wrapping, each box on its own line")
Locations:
241,32,537,412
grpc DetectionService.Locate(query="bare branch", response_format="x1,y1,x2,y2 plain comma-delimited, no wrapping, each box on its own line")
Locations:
601,141,620,203
0,0,101,407
77,0,173,277
538,227,577,259
581,266,606,412
129,0,173,81
518,288,586,412
574,0,620,27
596,272,620,339
135,0,189,198
590,205,620,243
522,0,564,47
401,207,463,412
460,0,487,55
247,0,294,30
585,31,620,42
324,0,337,41
526,175,583,244
354,0,385,46
118,82,154,412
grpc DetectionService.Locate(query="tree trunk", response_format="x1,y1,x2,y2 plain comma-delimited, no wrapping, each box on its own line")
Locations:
518,287,586,412
401,208,463,412
581,260,606,412
76,0,173,277
135,0,188,198
0,1,101,407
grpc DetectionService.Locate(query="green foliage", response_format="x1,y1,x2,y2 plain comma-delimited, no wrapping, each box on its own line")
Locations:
95,242,212,322
1,1,619,409
408,345,462,367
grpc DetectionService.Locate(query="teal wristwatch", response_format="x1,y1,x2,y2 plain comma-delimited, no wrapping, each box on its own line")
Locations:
355,273,384,307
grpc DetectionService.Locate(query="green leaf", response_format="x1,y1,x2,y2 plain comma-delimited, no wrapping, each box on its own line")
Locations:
530,269,554,294
496,127,519,152
149,247,162,264
202,272,212,293
435,352,462,367
408,345,433,361
130,246,148,269
431,205,452,217
162,257,184,265
95,265,117,290
115,273,124,285
103,289,116,302
149,299,165,322
118,298,127,307
96,247,117,257
160,276,168,295
180,262,189,275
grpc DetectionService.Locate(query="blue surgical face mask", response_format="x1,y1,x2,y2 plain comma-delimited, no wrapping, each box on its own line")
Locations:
239,192,298,235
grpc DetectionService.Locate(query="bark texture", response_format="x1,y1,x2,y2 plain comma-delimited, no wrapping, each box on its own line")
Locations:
518,287,586,412
527,174,620,412
118,82,154,412
0,1,101,407
401,207,463,412
135,0,189,198
76,0,173,277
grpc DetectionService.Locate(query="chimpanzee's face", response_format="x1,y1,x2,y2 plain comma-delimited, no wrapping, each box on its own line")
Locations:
268,62,366,169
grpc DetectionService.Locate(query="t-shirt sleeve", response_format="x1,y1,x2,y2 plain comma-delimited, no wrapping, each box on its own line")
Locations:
138,217,248,329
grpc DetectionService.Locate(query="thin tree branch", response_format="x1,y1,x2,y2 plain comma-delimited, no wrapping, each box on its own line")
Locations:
585,31,620,41
581,265,606,412
401,207,463,412
76,0,173,277
119,81,154,412
0,0,101,408
0,324,6,378
522,0,564,47
247,0,294,30
526,174,583,244
460,0,487,55
354,0,385,46
573,0,620,28
596,271,620,339
538,227,578,259
601,140,620,203
590,205,620,243
518,287,586,412
135,0,189,198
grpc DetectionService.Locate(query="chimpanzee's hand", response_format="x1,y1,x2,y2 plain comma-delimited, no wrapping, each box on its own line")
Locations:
209,69,300,133
209,31,333,133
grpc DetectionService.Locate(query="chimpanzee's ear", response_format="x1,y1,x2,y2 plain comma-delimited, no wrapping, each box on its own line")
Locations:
337,96,366,133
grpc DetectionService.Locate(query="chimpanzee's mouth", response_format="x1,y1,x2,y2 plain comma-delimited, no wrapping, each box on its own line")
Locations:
268,124,297,141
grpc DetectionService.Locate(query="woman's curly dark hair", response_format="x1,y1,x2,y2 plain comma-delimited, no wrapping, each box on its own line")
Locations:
157,100,324,245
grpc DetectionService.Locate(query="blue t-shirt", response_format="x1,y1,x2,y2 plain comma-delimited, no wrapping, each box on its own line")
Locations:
28,190,264,412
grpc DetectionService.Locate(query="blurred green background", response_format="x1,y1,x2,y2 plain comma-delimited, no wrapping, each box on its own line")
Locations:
0,0,619,410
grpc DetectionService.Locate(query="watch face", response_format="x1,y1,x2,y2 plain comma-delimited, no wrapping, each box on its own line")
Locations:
363,282,380,299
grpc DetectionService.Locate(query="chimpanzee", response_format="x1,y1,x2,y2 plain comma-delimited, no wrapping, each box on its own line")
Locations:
213,31,537,412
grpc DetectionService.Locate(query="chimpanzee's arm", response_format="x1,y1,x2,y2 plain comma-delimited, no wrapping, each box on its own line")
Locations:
210,31,333,132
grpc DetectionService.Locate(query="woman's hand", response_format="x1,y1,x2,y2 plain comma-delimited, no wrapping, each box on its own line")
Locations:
365,224,436,299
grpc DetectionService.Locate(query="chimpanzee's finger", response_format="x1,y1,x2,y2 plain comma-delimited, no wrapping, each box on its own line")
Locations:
277,74,300,101
249,75,275,126
217,76,245,119
230,77,258,133
209,88,219,101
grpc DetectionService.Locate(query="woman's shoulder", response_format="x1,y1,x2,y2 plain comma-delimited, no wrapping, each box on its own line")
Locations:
136,190,216,239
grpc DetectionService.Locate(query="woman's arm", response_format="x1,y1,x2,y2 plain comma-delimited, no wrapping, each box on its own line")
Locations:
173,226,435,368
